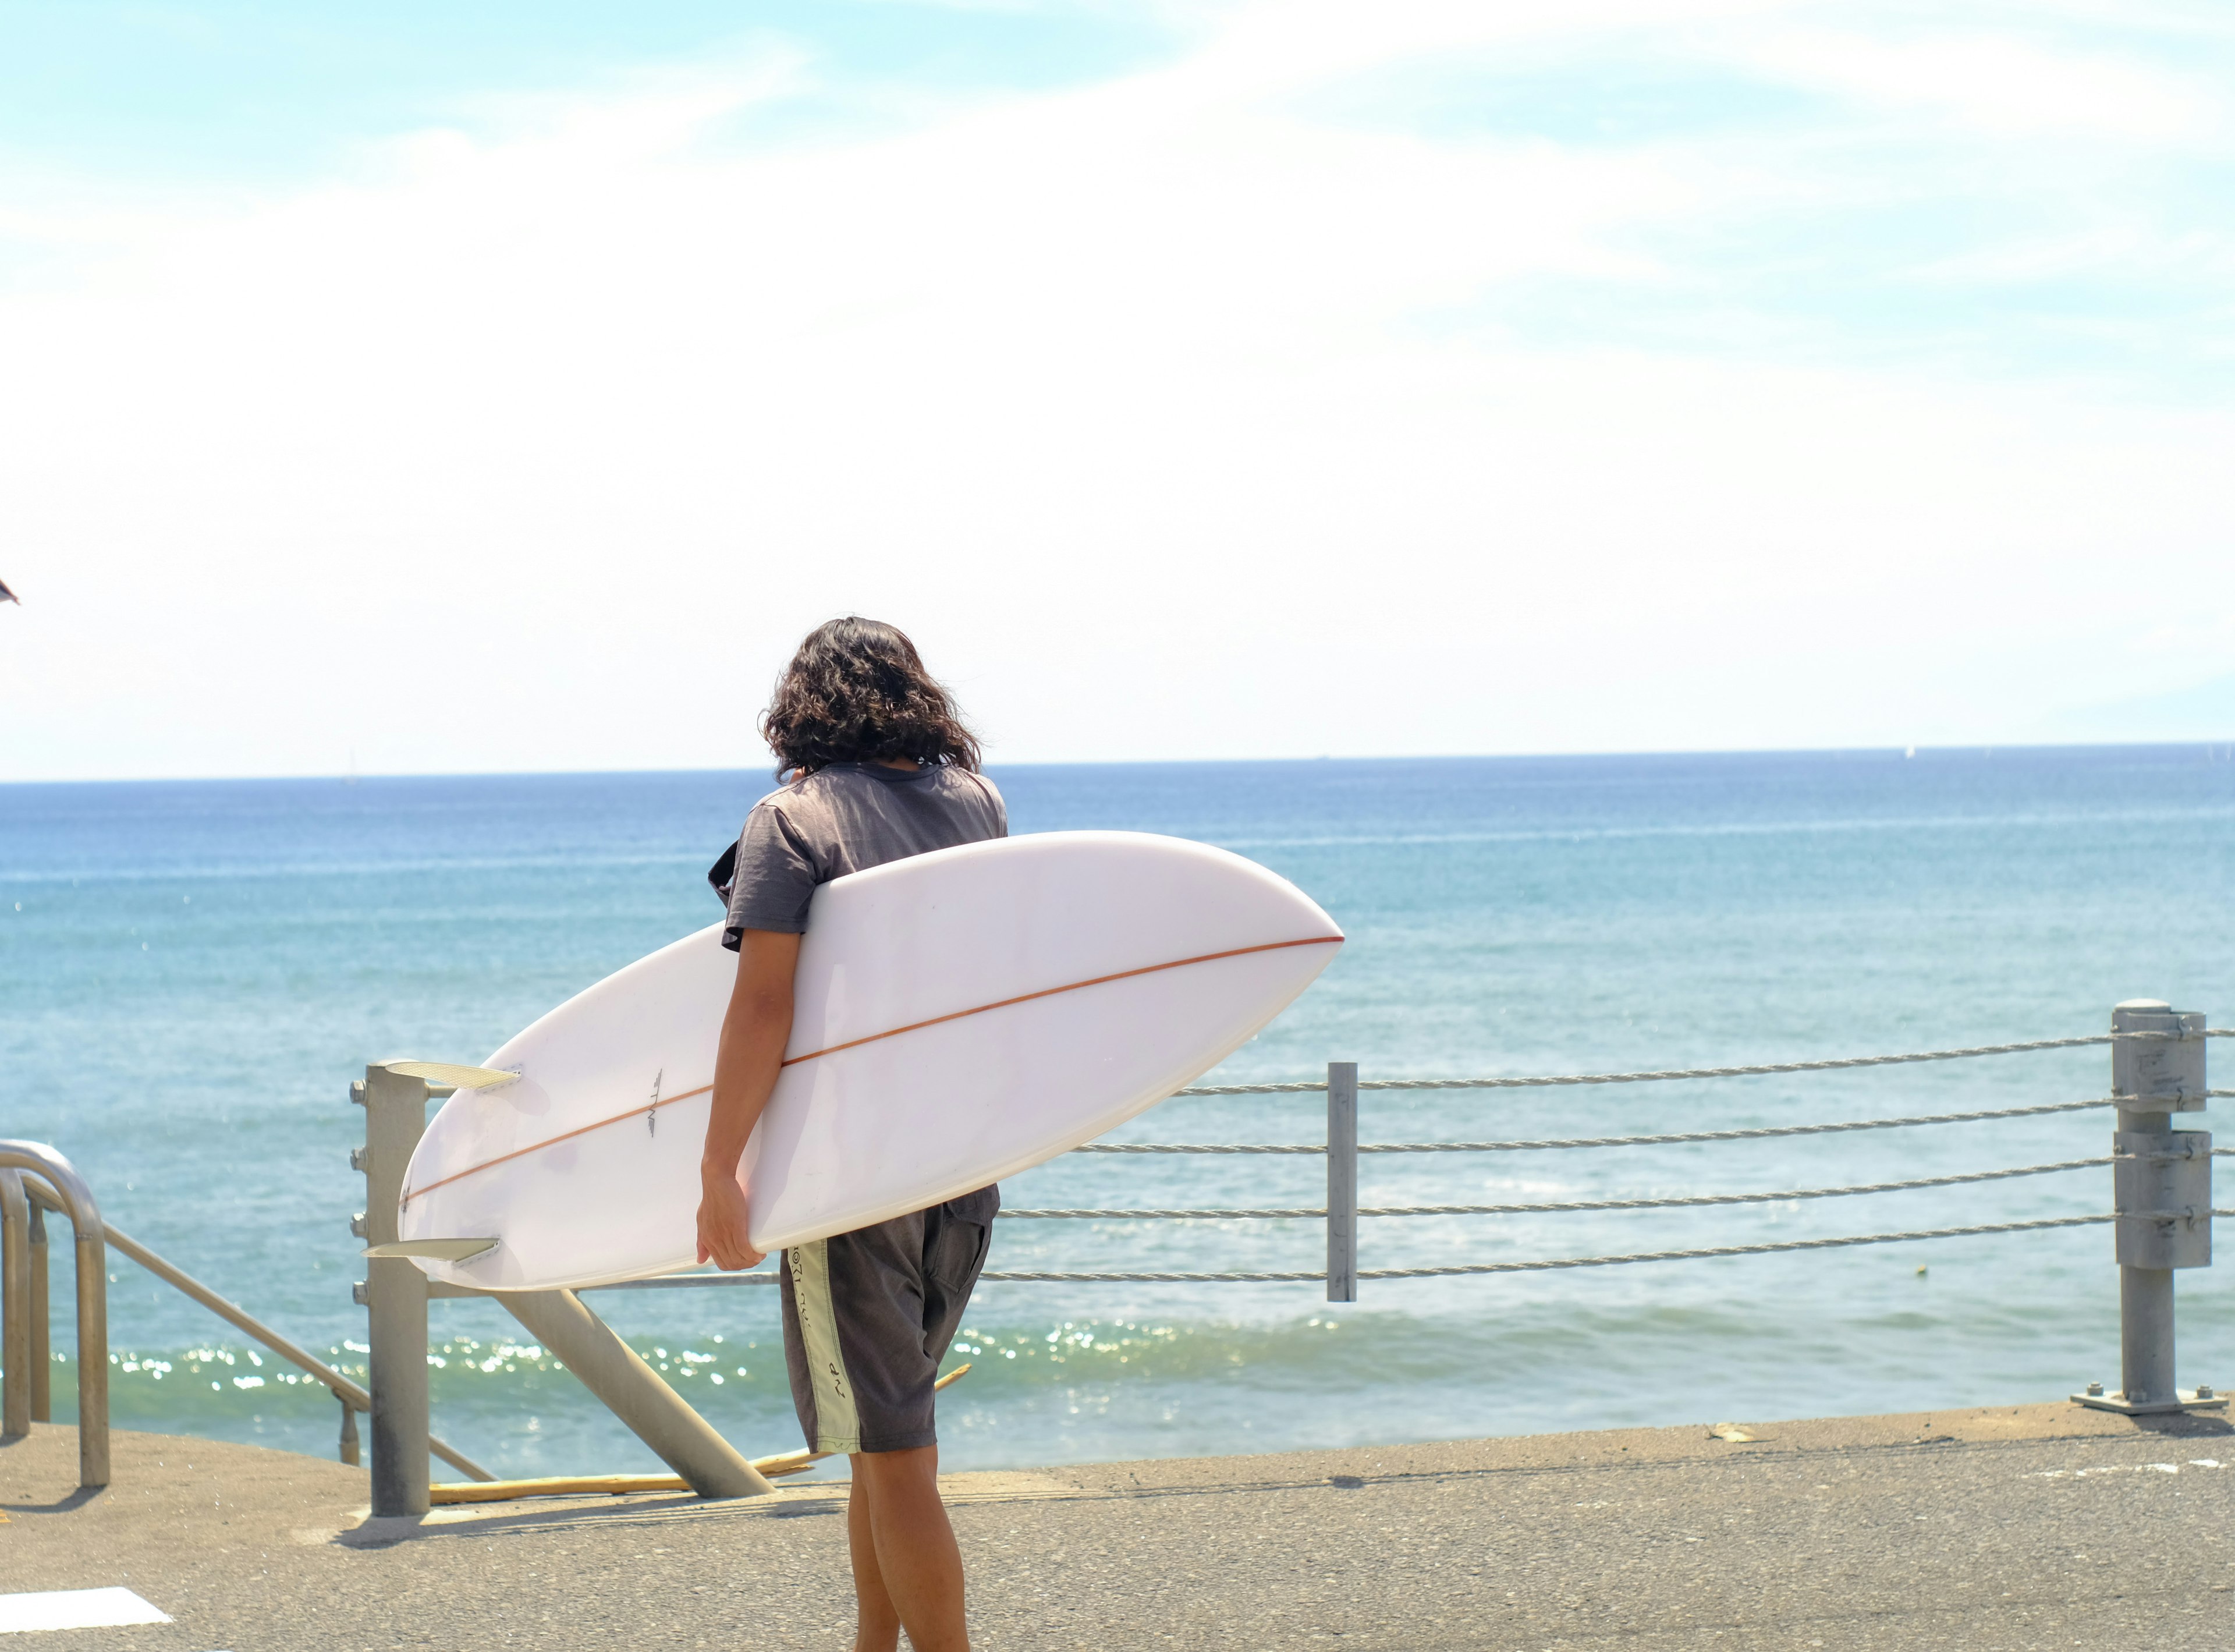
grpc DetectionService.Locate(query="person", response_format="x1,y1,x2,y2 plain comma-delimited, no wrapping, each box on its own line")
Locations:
696,616,1002,1652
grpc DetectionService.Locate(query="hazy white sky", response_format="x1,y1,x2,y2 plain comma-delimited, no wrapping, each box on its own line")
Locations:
3,0,2232,779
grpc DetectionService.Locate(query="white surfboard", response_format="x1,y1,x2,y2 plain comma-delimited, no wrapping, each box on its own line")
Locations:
389,831,1342,1291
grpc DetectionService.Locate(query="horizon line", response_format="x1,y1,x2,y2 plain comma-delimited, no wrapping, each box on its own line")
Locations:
5,737,2234,788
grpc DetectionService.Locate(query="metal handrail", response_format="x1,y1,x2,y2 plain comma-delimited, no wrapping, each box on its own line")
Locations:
27,1190,51,1421
0,1141,109,1488
1,1170,31,1438
4,1153,494,1484
91,1209,495,1481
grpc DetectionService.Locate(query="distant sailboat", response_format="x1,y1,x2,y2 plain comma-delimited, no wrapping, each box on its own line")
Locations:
0,577,17,604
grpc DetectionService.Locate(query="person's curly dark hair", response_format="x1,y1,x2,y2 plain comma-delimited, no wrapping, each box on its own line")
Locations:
760,617,982,779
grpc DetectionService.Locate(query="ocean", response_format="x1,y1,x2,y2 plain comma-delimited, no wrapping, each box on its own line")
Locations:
2,747,2230,1480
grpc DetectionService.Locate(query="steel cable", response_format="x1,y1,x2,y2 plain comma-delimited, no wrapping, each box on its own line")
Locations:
1170,1028,2230,1096
998,1155,2110,1221
984,1210,2235,1282
1073,1095,2126,1155
1356,1210,2235,1280
621,1206,2232,1287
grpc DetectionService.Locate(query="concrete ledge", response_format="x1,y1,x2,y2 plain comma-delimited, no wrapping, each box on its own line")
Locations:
5,1402,2232,1649
1038,1395,2235,1495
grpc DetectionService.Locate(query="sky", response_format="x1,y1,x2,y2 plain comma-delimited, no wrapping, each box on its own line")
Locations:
2,0,2232,779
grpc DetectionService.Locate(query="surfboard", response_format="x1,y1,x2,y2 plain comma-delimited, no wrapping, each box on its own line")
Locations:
387,831,1342,1291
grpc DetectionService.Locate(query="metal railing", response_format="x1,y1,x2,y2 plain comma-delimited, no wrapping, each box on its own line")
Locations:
553,1001,2225,1420
351,1063,775,1519
5,1001,2219,1505
0,1142,106,1488
1,1143,493,1492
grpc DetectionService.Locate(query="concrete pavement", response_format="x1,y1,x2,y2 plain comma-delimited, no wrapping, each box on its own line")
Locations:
4,1401,2232,1648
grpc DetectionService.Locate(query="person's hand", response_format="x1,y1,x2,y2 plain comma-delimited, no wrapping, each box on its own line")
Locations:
696,1167,765,1271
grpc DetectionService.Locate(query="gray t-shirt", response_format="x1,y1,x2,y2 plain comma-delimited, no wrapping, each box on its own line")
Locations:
708,763,1007,948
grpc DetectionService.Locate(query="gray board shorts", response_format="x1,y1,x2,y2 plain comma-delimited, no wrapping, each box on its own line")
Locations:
779,1186,999,1455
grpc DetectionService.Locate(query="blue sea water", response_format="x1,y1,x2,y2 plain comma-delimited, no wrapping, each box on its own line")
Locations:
2,748,2231,1480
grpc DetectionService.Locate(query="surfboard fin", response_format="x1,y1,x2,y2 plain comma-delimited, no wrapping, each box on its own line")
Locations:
365,1238,501,1263
384,1061,522,1090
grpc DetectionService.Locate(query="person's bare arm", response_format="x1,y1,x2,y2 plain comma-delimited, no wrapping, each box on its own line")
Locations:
696,927,803,1270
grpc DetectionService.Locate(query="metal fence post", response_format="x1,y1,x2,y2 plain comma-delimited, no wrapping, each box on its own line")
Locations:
357,1063,434,1515
1,1169,29,1439
1327,1061,1358,1303
2076,1001,2221,1415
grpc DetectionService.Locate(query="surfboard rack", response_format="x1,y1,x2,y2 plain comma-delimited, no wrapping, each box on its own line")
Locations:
363,1238,499,1264
421,1367,970,1504
353,1061,778,1516
428,1454,814,1506
380,1062,520,1091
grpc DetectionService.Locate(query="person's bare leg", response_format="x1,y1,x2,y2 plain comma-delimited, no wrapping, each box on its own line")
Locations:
847,1473,904,1652
849,1446,968,1652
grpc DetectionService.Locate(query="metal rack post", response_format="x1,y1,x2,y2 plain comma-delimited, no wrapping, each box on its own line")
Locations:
356,1062,435,1515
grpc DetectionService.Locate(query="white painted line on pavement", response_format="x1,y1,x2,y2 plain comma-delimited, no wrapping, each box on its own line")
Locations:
0,1587,172,1633
2030,1459,2226,1480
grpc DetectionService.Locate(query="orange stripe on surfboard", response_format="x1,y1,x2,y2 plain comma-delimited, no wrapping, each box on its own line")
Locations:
776,934,1343,1065
402,1083,715,1207
399,934,1342,1209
